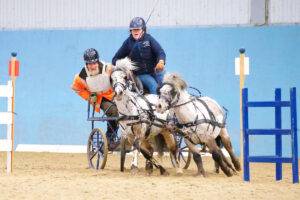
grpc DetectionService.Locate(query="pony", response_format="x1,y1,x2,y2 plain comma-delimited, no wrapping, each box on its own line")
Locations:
156,73,241,177
111,58,182,175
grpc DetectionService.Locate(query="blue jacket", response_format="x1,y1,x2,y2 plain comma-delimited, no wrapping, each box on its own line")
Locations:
112,33,166,75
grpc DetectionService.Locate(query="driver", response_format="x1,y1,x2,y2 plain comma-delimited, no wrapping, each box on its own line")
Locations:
112,17,166,94
71,48,119,150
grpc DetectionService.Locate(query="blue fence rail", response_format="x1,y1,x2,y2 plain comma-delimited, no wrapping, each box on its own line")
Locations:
242,88,299,183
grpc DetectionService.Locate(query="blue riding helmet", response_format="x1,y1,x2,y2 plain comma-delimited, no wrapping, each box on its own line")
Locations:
129,17,146,31
84,48,99,64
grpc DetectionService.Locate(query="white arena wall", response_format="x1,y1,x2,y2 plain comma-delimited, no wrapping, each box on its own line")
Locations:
0,0,299,30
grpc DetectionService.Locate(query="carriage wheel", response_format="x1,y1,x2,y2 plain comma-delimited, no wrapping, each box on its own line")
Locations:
87,128,108,170
175,135,192,169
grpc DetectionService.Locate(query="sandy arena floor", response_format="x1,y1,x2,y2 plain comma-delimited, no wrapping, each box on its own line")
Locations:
0,152,299,200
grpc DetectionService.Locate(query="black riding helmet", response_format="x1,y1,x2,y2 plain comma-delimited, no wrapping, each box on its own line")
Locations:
84,48,99,64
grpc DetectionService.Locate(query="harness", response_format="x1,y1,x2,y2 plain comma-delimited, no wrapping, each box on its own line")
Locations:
160,83,227,130
178,98,226,129
125,93,168,138
114,80,167,139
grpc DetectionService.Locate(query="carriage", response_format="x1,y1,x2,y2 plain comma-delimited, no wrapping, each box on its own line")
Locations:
86,100,192,171
86,57,240,177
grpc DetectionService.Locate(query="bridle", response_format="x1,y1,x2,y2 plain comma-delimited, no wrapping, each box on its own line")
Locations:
112,70,136,95
158,83,181,110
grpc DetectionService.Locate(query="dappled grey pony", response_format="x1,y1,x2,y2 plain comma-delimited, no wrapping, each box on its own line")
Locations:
111,58,182,175
156,73,240,177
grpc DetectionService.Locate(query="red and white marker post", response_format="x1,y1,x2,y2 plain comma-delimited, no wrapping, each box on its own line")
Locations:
7,52,20,173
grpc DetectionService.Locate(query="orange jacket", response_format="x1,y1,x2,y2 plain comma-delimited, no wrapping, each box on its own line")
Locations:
71,74,114,112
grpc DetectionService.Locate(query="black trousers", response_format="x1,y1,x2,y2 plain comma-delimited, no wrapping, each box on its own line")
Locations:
100,98,119,140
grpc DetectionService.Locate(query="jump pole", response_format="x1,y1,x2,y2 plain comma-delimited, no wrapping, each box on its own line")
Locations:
239,49,245,172
235,48,249,173
8,52,19,173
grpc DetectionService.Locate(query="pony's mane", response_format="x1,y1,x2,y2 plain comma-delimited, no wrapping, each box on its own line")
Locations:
114,57,138,72
163,73,187,90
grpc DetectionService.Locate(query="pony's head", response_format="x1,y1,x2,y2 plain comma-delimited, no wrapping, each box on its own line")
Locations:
156,73,187,113
111,57,138,99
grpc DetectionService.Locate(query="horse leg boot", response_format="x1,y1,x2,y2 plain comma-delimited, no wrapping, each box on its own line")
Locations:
220,128,241,171
161,131,183,175
184,138,206,177
206,138,233,177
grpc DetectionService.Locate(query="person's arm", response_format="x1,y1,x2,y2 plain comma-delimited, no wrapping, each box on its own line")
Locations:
71,74,90,101
112,39,130,65
149,35,166,63
149,35,166,71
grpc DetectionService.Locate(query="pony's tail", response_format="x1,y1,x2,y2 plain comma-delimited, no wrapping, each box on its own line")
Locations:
154,134,166,157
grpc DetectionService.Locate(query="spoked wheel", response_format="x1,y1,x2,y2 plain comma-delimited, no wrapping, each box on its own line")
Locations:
87,128,108,170
175,135,192,169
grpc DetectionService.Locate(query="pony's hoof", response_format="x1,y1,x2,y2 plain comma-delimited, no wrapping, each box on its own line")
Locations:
162,171,169,176
215,168,220,174
234,162,241,171
194,172,206,177
146,169,153,176
159,167,169,176
176,168,183,175
225,170,234,177
130,165,139,174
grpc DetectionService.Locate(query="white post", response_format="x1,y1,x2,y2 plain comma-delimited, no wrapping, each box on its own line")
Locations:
1,52,19,174
235,48,250,176
0,80,13,174
7,80,13,174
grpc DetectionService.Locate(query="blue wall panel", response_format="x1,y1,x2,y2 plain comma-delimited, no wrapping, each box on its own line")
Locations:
0,25,299,156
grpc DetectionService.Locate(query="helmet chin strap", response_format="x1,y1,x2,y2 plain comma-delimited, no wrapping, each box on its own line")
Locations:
136,30,144,40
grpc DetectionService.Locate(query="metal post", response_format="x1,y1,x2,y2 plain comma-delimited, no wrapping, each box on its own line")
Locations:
275,88,282,181
242,88,250,181
290,87,299,183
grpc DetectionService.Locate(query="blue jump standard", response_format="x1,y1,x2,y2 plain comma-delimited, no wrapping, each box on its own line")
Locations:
242,88,299,184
